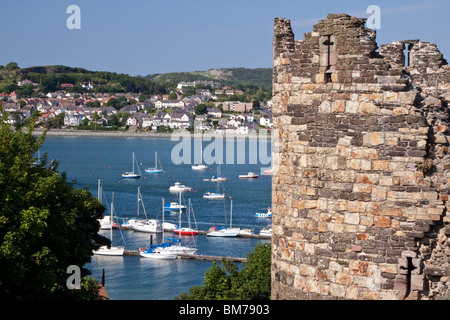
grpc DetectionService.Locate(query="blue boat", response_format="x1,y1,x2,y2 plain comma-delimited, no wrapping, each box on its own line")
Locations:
145,152,164,174
255,207,272,218
164,202,186,211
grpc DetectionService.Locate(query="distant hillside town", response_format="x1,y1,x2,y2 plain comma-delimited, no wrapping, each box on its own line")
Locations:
0,80,272,134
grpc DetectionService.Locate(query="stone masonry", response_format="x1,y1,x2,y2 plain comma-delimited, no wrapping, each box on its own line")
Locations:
271,14,450,300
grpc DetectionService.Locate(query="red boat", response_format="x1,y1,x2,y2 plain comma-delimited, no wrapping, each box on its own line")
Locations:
173,227,198,236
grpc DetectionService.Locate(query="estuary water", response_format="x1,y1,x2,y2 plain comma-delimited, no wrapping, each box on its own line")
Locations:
40,135,272,300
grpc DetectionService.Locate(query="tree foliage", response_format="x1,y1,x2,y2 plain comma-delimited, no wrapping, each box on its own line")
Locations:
0,109,109,299
175,243,271,300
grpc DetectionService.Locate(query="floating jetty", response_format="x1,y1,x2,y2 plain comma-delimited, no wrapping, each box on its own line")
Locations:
116,226,271,239
123,250,247,262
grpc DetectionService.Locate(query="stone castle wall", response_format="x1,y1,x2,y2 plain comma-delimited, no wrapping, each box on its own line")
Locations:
271,14,450,300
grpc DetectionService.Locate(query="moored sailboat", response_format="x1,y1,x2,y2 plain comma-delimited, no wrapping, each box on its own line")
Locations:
97,180,113,230
207,199,238,237
131,186,162,233
94,192,125,256
173,199,198,236
145,151,163,173
192,148,208,170
122,152,141,179
139,199,178,259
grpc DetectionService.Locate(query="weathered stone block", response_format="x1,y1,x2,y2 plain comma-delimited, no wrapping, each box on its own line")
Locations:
363,132,385,146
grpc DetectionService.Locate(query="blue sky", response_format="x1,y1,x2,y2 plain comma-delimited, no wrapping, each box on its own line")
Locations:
1,0,449,76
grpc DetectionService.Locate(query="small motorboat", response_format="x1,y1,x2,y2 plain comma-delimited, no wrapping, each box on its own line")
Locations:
255,207,272,218
192,164,208,170
164,202,186,211
169,182,192,192
238,172,259,179
131,219,162,233
203,191,225,199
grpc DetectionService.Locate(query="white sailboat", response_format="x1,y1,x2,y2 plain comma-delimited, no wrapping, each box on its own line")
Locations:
208,200,253,237
204,166,225,199
145,151,163,173
210,165,226,182
170,197,198,254
97,180,114,230
192,148,208,170
122,186,145,228
122,152,141,179
94,192,125,256
131,187,162,233
207,199,238,237
139,199,178,259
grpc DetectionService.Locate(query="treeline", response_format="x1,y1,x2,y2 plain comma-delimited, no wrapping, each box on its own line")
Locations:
0,63,272,99
147,67,272,90
0,64,168,96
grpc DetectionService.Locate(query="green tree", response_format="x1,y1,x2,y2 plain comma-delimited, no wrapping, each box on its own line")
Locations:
167,92,178,100
0,109,110,299
175,243,271,300
5,62,19,70
194,103,208,115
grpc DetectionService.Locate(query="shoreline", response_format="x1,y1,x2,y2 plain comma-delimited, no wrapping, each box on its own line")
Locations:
32,129,272,139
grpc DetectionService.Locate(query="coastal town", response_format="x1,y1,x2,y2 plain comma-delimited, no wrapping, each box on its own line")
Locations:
0,79,273,134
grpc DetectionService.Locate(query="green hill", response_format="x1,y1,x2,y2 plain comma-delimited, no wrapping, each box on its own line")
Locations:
147,67,272,90
0,63,272,96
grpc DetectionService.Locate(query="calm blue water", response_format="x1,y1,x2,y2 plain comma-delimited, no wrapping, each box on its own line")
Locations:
40,135,272,300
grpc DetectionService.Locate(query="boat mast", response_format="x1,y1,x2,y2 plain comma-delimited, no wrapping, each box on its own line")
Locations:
178,190,182,240
137,186,140,218
162,198,165,244
110,192,114,242
230,199,233,229
98,179,102,203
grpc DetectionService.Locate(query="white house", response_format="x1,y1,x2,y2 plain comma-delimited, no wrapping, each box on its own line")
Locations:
206,107,222,118
154,100,185,109
142,117,153,128
260,116,273,128
126,112,149,127
64,113,83,126
169,112,193,129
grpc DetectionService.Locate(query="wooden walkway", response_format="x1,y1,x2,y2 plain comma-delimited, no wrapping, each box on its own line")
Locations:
124,250,247,262
118,227,270,263
117,226,271,240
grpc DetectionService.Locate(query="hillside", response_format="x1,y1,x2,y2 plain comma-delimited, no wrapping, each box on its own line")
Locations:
0,63,272,96
146,67,272,90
